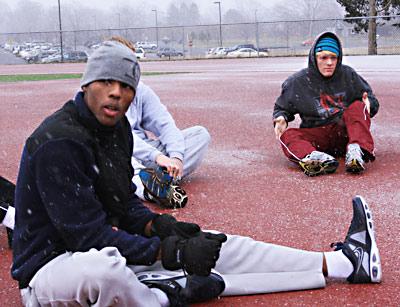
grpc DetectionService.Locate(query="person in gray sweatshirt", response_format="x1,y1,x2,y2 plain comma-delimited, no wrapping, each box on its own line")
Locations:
126,81,210,200
109,36,211,207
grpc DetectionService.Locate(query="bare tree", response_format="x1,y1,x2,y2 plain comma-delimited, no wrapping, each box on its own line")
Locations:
273,0,343,37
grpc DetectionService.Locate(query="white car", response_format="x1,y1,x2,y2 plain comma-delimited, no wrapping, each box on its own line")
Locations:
135,47,145,59
135,41,157,50
206,47,227,58
226,48,268,58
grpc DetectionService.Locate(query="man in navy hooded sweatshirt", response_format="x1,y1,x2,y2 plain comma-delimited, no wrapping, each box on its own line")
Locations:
11,40,227,306
273,32,379,176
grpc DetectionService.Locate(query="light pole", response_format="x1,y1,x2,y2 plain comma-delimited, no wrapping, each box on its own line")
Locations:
255,9,259,56
214,1,222,47
152,9,159,48
117,13,121,29
57,0,64,62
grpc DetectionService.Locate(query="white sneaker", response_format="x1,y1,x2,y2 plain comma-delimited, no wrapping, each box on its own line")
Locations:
299,151,339,176
345,143,365,173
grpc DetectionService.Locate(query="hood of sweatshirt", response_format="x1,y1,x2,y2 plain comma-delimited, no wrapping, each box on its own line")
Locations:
308,31,343,79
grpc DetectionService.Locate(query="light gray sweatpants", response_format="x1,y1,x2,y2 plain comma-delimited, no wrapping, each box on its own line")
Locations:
21,234,325,306
138,125,211,177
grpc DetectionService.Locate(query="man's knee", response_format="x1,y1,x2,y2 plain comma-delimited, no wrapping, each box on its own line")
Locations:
81,247,131,283
186,126,211,146
346,100,365,113
280,128,299,143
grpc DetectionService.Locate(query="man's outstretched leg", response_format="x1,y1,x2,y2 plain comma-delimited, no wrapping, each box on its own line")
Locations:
213,195,381,296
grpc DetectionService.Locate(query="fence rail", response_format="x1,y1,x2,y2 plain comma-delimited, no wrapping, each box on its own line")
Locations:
1,15,400,62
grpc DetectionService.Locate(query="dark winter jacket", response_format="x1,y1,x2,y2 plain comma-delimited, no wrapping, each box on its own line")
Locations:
273,32,379,128
12,92,159,289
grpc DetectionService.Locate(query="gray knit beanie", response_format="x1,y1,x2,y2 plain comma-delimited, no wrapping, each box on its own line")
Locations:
80,40,140,91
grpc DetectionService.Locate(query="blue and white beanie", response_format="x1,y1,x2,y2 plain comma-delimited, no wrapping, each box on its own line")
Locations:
315,37,340,56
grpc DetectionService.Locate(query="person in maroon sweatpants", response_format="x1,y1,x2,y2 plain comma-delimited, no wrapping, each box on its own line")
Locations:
273,31,379,176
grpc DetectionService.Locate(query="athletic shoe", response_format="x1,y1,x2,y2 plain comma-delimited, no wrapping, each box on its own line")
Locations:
0,176,15,249
0,202,8,223
331,195,381,283
298,151,339,176
345,143,365,173
138,270,225,306
139,166,188,209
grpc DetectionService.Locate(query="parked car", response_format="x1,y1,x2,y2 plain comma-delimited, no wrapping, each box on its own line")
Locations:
157,47,183,58
206,47,227,57
225,44,256,54
41,53,63,63
225,44,268,55
64,51,88,62
226,48,268,58
135,41,157,50
41,51,88,63
135,47,145,59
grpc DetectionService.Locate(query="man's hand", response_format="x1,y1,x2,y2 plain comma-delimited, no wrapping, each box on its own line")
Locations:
362,92,371,114
150,214,201,240
273,116,287,139
155,154,183,179
161,232,228,276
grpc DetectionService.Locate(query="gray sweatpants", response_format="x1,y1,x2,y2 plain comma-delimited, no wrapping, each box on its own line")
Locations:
139,125,211,177
21,234,325,306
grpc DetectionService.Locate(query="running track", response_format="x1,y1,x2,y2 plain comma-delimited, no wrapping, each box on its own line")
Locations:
0,56,399,306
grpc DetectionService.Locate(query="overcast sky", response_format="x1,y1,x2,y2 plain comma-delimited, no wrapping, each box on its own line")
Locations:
0,0,344,34
3,0,280,18
4,0,278,11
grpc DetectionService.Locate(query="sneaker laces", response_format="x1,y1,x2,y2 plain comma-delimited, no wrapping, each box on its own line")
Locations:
347,144,363,161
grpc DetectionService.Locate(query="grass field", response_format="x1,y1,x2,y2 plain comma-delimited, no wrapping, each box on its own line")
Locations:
0,71,190,82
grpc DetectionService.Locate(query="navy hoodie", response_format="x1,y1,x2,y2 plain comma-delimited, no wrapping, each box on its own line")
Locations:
273,32,379,128
12,92,159,288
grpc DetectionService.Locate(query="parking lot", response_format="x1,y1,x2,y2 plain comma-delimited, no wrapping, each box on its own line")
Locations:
1,56,400,306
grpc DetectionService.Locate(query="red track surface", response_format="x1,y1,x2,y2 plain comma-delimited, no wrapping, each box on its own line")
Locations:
1,57,399,306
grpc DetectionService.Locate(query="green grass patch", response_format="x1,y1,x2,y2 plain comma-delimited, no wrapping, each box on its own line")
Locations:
0,73,82,82
0,71,190,82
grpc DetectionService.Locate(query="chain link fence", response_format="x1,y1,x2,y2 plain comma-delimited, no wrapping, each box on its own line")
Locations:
1,15,400,63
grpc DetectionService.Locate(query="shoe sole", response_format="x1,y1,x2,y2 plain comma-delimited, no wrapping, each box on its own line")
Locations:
346,159,365,174
354,195,382,283
137,271,188,287
299,159,339,176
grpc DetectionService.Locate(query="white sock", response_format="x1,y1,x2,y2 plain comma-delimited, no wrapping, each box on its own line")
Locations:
2,206,15,229
150,288,170,307
324,250,354,279
132,175,145,200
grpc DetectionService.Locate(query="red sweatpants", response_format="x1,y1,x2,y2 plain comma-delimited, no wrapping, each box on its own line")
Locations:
280,101,375,162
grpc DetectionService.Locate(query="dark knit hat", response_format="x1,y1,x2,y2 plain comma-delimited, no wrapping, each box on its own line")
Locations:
315,37,340,56
81,41,140,91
